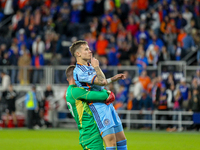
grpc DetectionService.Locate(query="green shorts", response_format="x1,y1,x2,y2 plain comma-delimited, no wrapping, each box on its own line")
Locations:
80,133,105,150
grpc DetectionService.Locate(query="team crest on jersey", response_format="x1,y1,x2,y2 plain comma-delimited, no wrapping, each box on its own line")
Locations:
104,119,110,126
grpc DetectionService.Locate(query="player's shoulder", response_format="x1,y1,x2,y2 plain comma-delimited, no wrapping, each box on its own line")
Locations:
74,64,88,73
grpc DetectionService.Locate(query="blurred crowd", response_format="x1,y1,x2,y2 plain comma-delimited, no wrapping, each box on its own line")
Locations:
109,69,200,131
111,70,200,112
0,0,200,77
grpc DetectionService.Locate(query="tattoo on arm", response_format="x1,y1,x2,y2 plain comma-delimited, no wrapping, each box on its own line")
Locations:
94,66,106,85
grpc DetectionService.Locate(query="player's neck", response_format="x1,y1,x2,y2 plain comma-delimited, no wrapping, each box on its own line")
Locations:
77,59,88,66
69,81,76,85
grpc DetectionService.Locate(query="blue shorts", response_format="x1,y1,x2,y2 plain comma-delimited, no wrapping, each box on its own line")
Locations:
102,124,124,137
89,103,122,136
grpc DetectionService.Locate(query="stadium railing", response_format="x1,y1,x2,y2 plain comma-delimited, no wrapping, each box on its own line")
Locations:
57,109,194,131
1,63,199,85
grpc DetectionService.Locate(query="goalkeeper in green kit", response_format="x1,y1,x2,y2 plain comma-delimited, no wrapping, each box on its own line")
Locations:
65,65,115,150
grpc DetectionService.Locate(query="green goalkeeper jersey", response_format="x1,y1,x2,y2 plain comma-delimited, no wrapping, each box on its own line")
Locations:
66,85,109,146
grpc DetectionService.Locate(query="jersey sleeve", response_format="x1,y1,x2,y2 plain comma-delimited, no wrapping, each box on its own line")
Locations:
76,69,97,84
72,87,108,101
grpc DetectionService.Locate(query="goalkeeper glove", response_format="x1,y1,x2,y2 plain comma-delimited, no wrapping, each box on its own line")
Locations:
105,91,115,105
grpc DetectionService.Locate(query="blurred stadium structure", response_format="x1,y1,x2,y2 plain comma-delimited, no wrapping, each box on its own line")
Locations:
1,0,200,130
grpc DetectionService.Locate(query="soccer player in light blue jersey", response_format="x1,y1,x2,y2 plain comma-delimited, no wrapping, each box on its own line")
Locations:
70,40,127,150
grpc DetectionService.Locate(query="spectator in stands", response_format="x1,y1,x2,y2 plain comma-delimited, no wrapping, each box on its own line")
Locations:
132,77,143,101
135,24,149,45
182,7,193,31
3,0,14,20
118,71,132,94
9,46,19,84
167,89,183,132
3,85,18,127
117,23,127,42
70,4,81,23
146,44,159,67
32,52,44,84
158,84,168,111
177,28,187,48
182,32,196,52
0,44,8,60
136,48,148,74
192,29,200,64
160,15,170,34
126,16,138,36
139,90,153,129
127,92,139,111
159,46,171,63
179,77,190,110
190,78,200,98
175,13,187,31
114,85,128,111
166,83,176,110
149,7,160,36
188,89,200,113
32,36,45,56
188,88,200,131
157,84,168,129
147,33,164,51
165,73,176,89
175,42,182,61
119,0,129,23
95,33,108,56
1,52,10,66
137,0,148,14
194,1,200,18
193,70,200,85
18,48,31,85
110,14,121,35
11,10,23,31
107,47,119,66
139,70,151,91
19,44,30,56
118,41,132,65
150,78,161,109
27,32,36,52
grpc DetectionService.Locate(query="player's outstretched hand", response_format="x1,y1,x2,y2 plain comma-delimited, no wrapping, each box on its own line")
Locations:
111,74,126,82
91,55,99,68
105,91,115,105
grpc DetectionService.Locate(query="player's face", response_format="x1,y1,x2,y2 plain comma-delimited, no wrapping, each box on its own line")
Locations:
79,44,92,60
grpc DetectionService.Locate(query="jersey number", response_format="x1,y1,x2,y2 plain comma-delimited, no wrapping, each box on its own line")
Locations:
67,102,75,117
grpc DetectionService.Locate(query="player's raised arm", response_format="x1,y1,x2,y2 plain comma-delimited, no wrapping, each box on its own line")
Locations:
91,55,127,85
91,55,108,86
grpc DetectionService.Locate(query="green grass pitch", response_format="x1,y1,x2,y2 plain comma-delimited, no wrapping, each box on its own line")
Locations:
0,128,199,150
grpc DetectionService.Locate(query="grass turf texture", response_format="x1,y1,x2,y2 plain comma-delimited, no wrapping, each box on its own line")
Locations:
0,129,199,150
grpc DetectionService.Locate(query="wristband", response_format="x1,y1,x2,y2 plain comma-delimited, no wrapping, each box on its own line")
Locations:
106,78,112,84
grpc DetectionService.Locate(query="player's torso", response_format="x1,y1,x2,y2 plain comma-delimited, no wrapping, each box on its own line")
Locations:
74,64,111,113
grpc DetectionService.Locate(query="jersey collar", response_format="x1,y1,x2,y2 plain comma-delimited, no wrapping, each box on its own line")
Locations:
76,62,91,66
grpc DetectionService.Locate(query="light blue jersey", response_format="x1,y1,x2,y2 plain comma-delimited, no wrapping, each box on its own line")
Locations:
73,63,122,136
73,63,104,91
